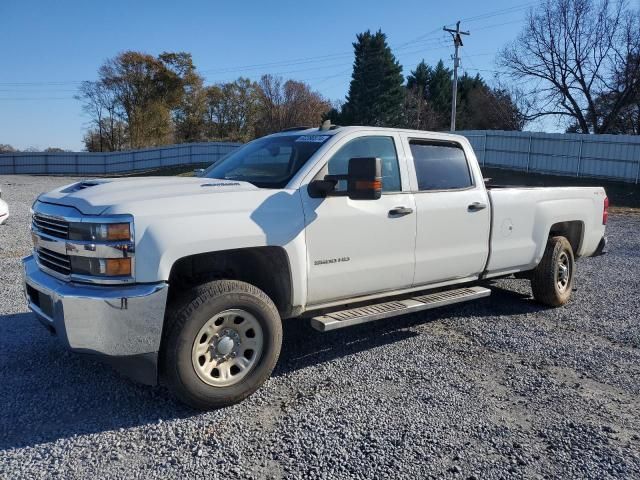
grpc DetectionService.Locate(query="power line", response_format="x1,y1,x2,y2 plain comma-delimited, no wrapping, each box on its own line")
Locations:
0,42,454,100
472,18,528,32
0,2,533,93
0,97,75,101
455,2,535,24
394,27,444,48
199,37,449,79
0,32,447,88
200,35,446,75
462,67,509,75
0,80,84,87
0,89,78,93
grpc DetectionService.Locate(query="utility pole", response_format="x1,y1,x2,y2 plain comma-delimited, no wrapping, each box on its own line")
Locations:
443,21,470,131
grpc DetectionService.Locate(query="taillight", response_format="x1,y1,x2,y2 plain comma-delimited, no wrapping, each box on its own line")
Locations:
603,196,609,225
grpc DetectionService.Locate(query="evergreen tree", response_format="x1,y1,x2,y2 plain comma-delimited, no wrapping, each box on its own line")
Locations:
341,30,404,127
406,60,431,95
405,60,433,129
404,59,523,131
427,60,453,128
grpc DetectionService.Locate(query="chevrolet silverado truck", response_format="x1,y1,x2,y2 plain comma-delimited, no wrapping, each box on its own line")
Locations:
23,126,608,409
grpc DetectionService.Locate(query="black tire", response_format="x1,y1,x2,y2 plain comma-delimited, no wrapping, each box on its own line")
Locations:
162,280,282,410
530,236,575,307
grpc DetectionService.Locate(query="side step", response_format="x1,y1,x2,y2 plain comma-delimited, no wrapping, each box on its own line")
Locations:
310,286,491,332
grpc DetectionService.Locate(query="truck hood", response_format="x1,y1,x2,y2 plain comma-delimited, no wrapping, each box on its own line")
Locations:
38,177,261,215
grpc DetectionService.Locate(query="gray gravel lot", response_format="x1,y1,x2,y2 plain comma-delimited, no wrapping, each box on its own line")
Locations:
1,174,639,479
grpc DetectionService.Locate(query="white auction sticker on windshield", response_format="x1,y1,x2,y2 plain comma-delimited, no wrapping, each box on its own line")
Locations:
295,135,330,143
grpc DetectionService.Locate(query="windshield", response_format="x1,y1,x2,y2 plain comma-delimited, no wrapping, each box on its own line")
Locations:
204,134,331,188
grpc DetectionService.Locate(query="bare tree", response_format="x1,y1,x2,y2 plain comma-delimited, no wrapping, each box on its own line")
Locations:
76,80,128,151
499,0,640,133
205,78,260,142
255,75,285,135
255,75,331,136
76,81,106,151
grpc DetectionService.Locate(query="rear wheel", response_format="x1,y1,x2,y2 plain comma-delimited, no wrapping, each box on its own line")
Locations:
530,236,575,307
162,280,282,410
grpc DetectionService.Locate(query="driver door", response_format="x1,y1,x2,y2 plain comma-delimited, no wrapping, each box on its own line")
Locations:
300,133,416,305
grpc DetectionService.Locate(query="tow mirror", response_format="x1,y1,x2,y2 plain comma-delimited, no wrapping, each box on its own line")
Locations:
307,157,382,200
346,157,382,200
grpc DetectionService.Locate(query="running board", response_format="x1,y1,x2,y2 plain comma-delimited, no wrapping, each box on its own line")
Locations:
310,286,491,332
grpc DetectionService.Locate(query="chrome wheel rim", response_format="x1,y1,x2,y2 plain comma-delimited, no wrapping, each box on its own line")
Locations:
556,251,571,292
191,309,264,387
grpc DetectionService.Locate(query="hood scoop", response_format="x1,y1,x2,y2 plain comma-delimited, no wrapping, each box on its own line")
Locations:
60,180,104,193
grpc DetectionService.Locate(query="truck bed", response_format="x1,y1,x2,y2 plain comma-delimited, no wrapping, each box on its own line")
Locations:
485,186,607,278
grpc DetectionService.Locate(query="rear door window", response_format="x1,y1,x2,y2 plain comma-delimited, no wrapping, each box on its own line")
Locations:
409,141,473,191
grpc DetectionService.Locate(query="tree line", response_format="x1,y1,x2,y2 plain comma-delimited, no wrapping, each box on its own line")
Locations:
66,0,640,152
0,145,70,154
329,30,523,131
76,46,522,152
76,52,332,152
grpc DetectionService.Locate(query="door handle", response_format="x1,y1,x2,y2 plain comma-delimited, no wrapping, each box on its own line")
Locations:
389,206,414,216
468,202,487,212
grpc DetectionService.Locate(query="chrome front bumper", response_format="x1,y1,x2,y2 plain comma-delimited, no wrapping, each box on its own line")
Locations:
22,255,168,385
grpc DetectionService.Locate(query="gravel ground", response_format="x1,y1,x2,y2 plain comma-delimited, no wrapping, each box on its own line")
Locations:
1,175,639,479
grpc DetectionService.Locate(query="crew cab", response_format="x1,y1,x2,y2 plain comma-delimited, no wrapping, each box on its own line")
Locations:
23,126,608,409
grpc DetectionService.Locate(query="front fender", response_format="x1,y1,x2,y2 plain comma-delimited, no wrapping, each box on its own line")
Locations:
128,189,309,308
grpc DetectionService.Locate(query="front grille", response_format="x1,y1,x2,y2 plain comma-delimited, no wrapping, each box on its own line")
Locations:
32,213,69,239
36,247,71,275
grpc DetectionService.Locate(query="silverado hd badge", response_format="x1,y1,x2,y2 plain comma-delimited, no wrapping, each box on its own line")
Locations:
314,257,350,266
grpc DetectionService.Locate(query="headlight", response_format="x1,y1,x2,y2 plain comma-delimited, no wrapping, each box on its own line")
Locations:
70,257,132,277
31,203,135,284
67,221,133,278
68,222,132,242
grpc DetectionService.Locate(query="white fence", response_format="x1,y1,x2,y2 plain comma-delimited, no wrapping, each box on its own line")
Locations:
458,130,640,184
0,142,241,175
2,132,640,183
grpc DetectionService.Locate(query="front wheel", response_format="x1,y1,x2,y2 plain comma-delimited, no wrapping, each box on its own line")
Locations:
530,236,575,307
162,280,282,410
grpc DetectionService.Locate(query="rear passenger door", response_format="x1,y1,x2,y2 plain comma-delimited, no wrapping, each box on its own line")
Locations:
400,136,490,286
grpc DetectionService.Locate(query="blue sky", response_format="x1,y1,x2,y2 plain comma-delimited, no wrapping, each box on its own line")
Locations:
1,0,539,151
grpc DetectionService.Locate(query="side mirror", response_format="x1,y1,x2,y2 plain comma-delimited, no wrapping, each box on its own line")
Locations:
307,157,382,199
347,157,382,200
193,168,205,177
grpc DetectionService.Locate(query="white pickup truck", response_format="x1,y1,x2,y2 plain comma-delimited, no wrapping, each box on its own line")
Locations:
23,126,608,409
